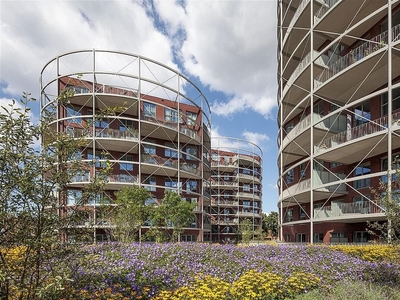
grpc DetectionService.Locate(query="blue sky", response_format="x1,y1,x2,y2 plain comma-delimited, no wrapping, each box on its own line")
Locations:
0,0,278,213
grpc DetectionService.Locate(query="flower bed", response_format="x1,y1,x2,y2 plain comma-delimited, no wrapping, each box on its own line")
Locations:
58,243,400,299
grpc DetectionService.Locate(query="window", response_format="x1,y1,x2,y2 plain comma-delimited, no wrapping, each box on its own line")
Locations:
243,168,251,175
313,233,324,243
143,102,156,118
284,234,291,242
254,185,259,192
145,197,157,206
66,106,82,124
165,179,181,192
254,167,259,177
119,119,134,131
186,146,197,160
243,201,250,207
353,164,371,189
286,169,294,184
164,108,181,123
143,176,156,192
143,141,156,155
67,189,82,206
299,163,306,178
165,142,181,158
330,161,342,168
119,154,134,171
87,109,109,128
224,192,230,199
186,111,197,126
243,184,250,192
296,233,306,243
224,174,230,181
353,101,371,127
285,209,293,222
87,150,107,168
67,85,89,94
285,122,294,133
381,88,400,116
353,231,369,243
299,206,306,220
186,180,197,192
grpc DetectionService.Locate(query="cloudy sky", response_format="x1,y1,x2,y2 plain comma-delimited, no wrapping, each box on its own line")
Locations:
0,0,278,213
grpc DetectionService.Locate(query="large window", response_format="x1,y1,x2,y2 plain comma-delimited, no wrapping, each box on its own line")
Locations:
119,154,134,171
382,88,400,116
353,164,371,189
143,141,156,155
243,184,250,192
119,118,134,131
143,102,156,118
165,179,181,192
164,108,181,123
67,189,82,206
285,209,293,222
186,180,197,192
353,101,371,127
165,142,181,158
186,146,197,160
143,176,156,192
66,106,82,124
286,169,294,184
87,150,107,168
186,111,197,126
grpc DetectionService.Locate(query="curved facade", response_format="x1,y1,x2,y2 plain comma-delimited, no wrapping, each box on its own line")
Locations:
40,49,212,242
278,1,400,243
210,137,263,243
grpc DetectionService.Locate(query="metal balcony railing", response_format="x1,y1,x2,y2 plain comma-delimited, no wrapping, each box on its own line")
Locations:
315,111,400,153
315,28,391,88
314,200,384,219
314,0,340,21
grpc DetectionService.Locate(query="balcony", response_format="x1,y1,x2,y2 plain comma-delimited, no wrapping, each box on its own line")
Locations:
235,192,261,200
282,50,328,106
313,170,347,192
211,200,239,206
212,180,238,188
314,111,400,164
235,173,260,183
141,155,201,177
67,127,139,141
314,0,340,23
232,154,261,166
314,200,385,220
315,30,388,89
211,160,238,170
141,114,201,143
282,0,311,52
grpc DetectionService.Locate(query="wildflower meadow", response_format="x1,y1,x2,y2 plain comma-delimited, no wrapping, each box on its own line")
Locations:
3,243,400,299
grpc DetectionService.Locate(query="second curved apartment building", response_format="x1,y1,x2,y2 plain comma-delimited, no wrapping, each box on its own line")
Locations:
278,1,400,243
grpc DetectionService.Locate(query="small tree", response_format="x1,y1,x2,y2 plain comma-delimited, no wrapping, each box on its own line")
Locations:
0,92,109,299
262,211,278,238
111,186,153,242
239,219,253,244
368,160,400,244
150,191,195,242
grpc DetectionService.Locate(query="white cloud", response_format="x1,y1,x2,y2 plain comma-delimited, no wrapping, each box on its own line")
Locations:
170,0,278,118
0,0,176,98
242,130,270,146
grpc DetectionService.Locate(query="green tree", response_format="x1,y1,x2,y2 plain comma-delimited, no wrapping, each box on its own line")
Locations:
368,160,400,244
0,92,109,299
239,219,253,244
262,211,278,238
111,186,153,242
150,191,195,242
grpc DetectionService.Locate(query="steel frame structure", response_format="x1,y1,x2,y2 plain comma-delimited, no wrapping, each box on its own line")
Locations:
210,137,263,243
40,49,212,242
278,0,400,243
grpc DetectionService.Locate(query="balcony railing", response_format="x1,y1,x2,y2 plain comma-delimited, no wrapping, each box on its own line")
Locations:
283,114,311,146
211,161,238,168
285,0,310,36
314,0,340,21
314,201,384,219
315,28,390,88
141,155,201,176
67,127,139,141
108,174,138,184
315,111,400,153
